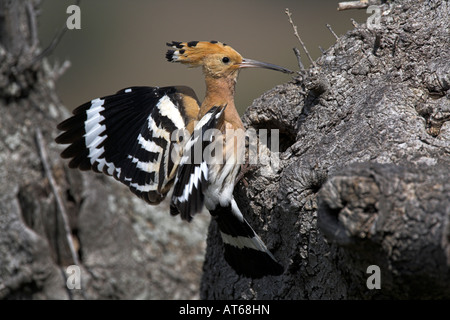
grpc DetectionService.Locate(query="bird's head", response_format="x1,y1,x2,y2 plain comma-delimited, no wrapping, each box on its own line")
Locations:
166,41,292,79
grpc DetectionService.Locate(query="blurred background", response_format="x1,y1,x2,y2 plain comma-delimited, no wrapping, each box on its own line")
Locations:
38,0,367,114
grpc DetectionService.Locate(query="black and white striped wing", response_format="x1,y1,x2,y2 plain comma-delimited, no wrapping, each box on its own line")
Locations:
170,105,226,221
56,86,200,204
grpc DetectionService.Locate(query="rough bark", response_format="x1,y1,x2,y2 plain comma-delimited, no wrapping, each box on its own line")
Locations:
0,0,208,299
201,0,450,299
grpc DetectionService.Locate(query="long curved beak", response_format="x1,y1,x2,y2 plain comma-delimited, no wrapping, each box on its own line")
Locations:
239,58,293,74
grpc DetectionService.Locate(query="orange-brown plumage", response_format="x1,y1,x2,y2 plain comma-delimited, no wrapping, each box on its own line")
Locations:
166,40,292,132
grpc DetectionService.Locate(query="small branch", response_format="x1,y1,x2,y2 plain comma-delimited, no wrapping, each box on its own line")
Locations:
292,47,305,71
392,35,399,57
326,24,339,40
338,1,369,11
32,22,68,65
35,128,80,267
26,0,39,50
337,0,383,11
285,8,316,68
51,60,72,81
32,0,81,65
350,18,359,28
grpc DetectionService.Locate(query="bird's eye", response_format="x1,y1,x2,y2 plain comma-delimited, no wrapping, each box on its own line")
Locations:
222,57,230,64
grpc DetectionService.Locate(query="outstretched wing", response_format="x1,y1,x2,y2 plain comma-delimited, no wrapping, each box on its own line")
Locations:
170,105,226,221
56,86,200,204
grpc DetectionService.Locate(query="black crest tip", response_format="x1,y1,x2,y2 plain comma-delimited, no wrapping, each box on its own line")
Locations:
187,41,199,47
167,41,184,49
166,49,175,62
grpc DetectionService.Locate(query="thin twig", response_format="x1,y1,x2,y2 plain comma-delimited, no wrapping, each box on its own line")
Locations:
338,1,368,11
26,1,39,50
32,0,81,65
35,128,80,267
292,47,305,71
285,8,316,68
326,23,339,40
338,0,376,11
350,18,359,28
52,60,72,81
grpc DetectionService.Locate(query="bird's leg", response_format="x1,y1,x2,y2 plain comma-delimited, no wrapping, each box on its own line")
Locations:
235,160,257,187
235,134,257,187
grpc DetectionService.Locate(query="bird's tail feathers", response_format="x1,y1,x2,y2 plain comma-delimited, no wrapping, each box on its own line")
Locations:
211,199,283,278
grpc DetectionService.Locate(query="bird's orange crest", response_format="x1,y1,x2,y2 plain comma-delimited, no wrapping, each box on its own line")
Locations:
166,41,243,68
166,40,292,78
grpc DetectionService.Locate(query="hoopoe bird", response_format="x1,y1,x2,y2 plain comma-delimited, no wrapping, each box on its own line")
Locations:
56,41,292,278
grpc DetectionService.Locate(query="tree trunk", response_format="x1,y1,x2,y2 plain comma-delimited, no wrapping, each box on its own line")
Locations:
201,0,450,299
0,0,208,299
